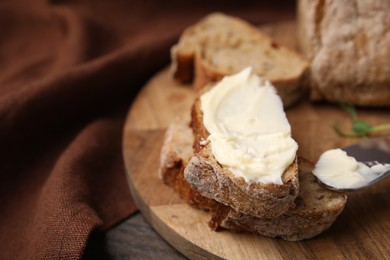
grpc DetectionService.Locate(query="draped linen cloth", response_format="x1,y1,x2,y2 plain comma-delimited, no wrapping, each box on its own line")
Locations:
0,0,293,258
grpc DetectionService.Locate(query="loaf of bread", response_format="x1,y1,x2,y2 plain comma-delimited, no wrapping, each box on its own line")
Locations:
185,93,299,219
159,121,347,241
297,0,390,106
171,13,309,107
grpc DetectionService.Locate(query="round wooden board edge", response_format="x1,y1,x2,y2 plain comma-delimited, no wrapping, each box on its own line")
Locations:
120,124,224,259
122,136,223,259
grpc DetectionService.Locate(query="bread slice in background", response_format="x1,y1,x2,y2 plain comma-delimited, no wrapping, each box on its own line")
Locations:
159,121,347,241
297,0,390,106
171,13,309,107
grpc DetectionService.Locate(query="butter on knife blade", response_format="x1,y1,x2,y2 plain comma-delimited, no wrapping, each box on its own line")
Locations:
313,137,390,191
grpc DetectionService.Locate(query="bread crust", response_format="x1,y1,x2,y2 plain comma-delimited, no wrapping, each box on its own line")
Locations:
297,0,390,106
159,120,219,211
170,45,194,83
185,153,299,219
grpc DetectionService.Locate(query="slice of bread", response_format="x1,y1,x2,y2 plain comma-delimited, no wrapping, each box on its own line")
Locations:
171,13,309,107
184,93,299,219
159,121,347,241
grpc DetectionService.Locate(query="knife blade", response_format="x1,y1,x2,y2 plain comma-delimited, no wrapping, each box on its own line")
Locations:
341,136,390,163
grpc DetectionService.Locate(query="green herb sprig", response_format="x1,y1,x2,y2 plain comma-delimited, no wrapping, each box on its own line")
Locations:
333,102,390,137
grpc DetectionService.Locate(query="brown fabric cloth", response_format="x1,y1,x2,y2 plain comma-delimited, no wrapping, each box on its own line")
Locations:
0,0,294,258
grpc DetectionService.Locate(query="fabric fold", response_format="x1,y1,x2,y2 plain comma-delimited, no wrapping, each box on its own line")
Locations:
0,0,294,258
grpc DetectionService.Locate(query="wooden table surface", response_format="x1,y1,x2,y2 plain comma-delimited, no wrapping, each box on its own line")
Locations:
84,21,389,260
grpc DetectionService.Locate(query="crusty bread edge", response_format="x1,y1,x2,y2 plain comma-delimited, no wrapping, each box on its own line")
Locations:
184,153,299,219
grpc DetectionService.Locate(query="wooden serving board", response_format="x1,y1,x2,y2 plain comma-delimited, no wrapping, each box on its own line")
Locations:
122,22,390,259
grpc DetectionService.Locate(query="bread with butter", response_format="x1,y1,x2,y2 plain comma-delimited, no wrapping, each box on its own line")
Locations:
171,12,309,107
185,93,299,219
159,121,347,241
